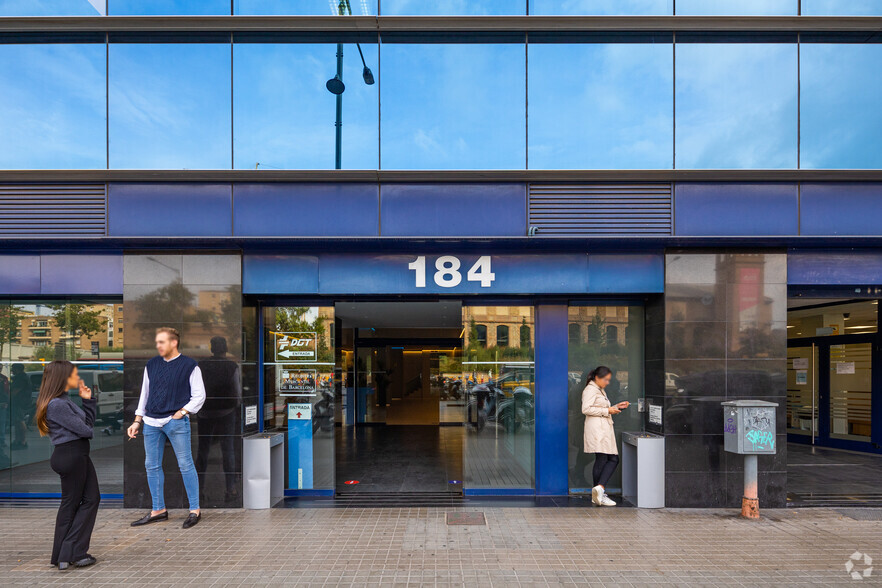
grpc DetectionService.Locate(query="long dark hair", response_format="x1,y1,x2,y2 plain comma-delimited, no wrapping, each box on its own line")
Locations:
35,361,75,436
586,365,612,385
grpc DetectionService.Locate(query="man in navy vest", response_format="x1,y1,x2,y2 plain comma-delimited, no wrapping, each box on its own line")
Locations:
127,327,206,529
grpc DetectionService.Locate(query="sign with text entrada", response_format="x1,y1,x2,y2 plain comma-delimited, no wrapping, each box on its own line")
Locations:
275,332,316,362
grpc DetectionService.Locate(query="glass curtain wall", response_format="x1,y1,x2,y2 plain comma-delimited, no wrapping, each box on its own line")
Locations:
262,306,336,491
0,300,124,494
462,306,535,491
567,305,644,493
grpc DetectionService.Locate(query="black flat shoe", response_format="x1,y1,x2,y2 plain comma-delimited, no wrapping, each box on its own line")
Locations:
57,562,69,571
182,512,201,529
73,555,97,568
130,511,168,526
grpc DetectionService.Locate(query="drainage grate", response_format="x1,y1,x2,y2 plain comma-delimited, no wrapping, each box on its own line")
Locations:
446,512,485,525
834,508,882,521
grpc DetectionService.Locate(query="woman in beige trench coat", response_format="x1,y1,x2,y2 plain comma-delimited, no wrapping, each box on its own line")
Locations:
582,366,629,506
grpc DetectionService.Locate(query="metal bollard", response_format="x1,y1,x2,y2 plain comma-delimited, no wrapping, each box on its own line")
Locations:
741,454,759,519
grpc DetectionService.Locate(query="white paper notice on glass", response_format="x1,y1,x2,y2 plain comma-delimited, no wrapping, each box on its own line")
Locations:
245,405,257,426
795,371,808,385
792,358,809,370
836,361,855,375
648,404,662,425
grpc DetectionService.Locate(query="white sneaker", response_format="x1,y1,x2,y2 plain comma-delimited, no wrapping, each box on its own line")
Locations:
600,494,617,507
591,485,603,506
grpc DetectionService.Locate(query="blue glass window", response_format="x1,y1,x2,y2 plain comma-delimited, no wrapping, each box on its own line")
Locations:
109,0,229,14
675,43,797,169
802,1,882,15
381,40,526,170
0,43,106,169
382,0,525,15
109,43,232,169
529,42,673,169
801,43,882,169
234,0,377,15
233,41,379,170
529,0,671,14
0,0,104,15
676,0,796,15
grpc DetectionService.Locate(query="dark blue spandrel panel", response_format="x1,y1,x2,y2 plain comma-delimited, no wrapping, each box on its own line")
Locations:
41,254,123,295
674,183,798,236
800,183,882,236
788,250,882,285
242,255,319,294
233,183,379,236
675,43,797,169
0,255,41,295
530,0,672,14
380,183,526,237
107,183,232,236
588,254,664,293
801,44,882,169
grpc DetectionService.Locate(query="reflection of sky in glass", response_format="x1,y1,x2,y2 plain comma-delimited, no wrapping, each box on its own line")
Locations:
0,44,106,169
528,43,672,169
0,0,103,14
234,43,379,169
234,0,377,15
676,0,795,15
676,44,797,169
109,0,229,15
109,44,231,169
381,43,525,170
530,0,671,14
801,44,882,169
802,0,882,15
382,0,525,14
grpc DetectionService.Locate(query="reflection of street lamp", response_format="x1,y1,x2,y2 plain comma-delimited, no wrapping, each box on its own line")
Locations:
326,0,375,169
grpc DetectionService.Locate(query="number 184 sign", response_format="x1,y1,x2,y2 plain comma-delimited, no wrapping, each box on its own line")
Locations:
408,255,495,289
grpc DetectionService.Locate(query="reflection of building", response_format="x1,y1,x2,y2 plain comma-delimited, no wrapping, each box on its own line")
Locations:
567,306,631,346
463,306,533,348
14,303,124,356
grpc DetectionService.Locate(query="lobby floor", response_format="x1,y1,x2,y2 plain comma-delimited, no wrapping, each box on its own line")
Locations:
787,443,882,506
1,506,880,586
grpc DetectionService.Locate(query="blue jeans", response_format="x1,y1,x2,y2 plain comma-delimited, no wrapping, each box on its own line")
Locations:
143,416,199,512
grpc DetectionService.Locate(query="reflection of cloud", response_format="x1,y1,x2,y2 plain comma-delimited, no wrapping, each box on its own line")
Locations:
676,0,793,15
675,43,797,169
531,0,671,15
233,0,377,15
802,0,882,15
0,0,102,15
382,0,523,15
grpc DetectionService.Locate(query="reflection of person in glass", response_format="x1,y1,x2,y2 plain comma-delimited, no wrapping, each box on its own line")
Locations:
10,363,33,450
582,366,629,507
35,361,100,570
195,336,241,503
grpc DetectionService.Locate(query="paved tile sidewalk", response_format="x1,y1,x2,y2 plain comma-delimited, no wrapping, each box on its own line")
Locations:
1,506,880,586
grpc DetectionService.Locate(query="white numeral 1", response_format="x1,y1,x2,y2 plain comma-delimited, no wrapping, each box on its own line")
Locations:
467,256,496,288
408,256,426,288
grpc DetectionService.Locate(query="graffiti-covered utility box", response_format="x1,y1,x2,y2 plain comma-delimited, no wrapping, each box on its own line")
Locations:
721,400,778,455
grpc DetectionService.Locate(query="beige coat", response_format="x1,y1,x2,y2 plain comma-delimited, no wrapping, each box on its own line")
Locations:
581,381,618,455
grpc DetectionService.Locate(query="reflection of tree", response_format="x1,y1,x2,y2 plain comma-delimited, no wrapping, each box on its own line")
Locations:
135,281,195,324
736,327,781,359
31,345,55,362
49,304,106,339
274,307,332,363
0,305,23,360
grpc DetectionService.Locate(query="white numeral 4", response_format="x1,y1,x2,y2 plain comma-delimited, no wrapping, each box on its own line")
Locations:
466,256,495,288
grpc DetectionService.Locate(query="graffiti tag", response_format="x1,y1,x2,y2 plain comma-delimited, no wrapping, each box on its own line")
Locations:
745,429,775,451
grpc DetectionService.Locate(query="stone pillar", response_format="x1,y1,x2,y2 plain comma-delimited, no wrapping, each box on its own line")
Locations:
651,251,787,508
123,253,243,509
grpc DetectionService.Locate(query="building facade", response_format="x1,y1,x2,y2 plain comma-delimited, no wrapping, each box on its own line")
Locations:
1,3,882,508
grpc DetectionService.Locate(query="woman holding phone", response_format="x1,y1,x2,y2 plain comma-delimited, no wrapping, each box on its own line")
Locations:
34,361,100,570
581,366,629,506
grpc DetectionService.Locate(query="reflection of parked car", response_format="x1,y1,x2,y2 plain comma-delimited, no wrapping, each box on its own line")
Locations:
27,368,124,425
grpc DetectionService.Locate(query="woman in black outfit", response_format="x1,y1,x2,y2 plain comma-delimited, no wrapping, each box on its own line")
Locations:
34,361,100,570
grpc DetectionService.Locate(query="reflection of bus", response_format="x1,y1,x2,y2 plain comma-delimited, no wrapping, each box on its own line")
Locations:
27,368,124,424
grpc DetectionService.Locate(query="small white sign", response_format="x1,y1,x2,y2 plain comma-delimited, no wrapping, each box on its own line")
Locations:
288,403,312,421
792,357,809,370
245,405,257,426
276,332,317,362
648,404,662,425
836,361,856,375
795,370,808,385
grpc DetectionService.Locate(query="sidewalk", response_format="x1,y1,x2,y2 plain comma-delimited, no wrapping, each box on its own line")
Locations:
1,505,880,586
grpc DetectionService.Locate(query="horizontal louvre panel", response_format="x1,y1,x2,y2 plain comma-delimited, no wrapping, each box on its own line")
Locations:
529,183,672,236
0,184,106,236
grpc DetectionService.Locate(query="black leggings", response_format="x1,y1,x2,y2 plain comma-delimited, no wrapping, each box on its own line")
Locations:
50,439,100,565
592,453,619,488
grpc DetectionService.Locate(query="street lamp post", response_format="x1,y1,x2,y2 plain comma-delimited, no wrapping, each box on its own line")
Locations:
326,0,374,170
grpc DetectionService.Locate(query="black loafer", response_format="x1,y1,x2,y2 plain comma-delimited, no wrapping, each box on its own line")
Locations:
73,555,97,568
57,562,69,571
182,512,201,529
131,511,168,526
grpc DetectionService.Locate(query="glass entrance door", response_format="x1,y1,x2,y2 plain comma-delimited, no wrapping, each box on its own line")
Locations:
787,345,818,442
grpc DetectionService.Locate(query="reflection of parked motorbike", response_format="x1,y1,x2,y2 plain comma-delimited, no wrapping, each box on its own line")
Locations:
441,378,463,401
467,382,534,433
312,390,334,434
